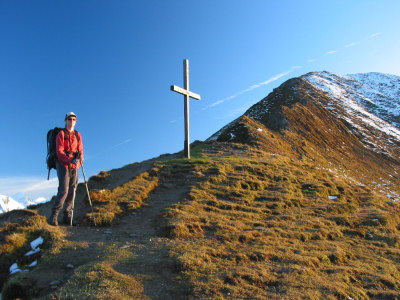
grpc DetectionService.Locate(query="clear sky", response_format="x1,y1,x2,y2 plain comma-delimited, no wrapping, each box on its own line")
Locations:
1,0,400,200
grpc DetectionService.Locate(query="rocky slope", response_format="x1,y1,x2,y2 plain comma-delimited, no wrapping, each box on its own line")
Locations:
208,71,400,201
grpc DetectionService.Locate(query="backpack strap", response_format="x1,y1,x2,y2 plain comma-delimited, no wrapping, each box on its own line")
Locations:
62,129,80,141
63,129,80,156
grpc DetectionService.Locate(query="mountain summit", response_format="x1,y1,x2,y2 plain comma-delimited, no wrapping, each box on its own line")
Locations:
208,71,400,200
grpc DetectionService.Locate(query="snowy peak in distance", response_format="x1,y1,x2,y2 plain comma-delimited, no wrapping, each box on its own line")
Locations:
0,194,24,214
0,193,48,214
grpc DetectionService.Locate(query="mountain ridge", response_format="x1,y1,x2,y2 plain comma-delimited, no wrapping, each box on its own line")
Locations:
210,71,400,144
208,71,400,201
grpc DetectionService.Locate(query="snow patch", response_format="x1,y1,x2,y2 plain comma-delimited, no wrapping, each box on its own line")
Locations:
28,260,37,268
25,236,43,256
30,236,43,250
10,236,44,276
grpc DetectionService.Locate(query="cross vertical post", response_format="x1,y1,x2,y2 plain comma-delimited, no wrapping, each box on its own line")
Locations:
171,59,201,159
184,59,190,158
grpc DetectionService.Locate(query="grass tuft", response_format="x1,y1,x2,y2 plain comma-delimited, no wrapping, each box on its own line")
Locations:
88,169,159,225
54,246,147,299
0,211,62,293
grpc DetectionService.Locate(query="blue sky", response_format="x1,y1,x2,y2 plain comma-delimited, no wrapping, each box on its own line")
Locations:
1,0,400,200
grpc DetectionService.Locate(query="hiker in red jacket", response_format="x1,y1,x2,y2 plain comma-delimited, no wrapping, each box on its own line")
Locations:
49,112,84,226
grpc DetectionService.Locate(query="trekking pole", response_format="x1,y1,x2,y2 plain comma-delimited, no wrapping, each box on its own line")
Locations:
70,186,76,226
80,161,97,226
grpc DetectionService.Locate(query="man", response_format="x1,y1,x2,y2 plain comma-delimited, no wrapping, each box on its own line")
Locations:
49,112,84,226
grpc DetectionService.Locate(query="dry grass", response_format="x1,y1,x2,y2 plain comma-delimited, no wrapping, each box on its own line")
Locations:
0,211,63,297
88,168,159,225
49,245,148,300
2,142,400,299
161,155,400,299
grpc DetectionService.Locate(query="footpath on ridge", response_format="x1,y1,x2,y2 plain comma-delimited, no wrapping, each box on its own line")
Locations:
31,153,195,299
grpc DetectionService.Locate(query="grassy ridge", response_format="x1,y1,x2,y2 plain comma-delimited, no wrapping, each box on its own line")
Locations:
1,143,400,299
161,155,400,299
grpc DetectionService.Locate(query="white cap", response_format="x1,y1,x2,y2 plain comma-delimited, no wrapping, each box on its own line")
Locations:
65,112,77,120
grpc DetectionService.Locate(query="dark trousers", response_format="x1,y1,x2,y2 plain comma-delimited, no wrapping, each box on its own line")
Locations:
51,161,78,218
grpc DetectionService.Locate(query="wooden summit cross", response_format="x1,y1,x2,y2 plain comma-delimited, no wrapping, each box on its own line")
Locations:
170,59,201,159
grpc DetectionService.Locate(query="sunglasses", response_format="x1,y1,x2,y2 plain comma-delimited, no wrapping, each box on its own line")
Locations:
67,118,76,121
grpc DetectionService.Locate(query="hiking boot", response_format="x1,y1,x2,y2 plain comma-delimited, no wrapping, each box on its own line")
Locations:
62,216,77,226
48,213,58,226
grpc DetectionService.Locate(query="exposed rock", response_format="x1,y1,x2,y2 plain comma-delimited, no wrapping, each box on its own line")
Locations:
49,280,60,286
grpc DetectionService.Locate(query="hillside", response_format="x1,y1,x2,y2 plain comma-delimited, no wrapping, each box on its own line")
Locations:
1,72,400,299
209,71,400,201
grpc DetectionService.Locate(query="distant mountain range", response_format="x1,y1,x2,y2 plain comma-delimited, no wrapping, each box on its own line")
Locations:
0,193,47,214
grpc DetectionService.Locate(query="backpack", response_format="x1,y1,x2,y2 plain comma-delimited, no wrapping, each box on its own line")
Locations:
46,128,79,179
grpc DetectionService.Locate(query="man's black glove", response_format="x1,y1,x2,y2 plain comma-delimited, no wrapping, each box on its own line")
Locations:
71,152,81,165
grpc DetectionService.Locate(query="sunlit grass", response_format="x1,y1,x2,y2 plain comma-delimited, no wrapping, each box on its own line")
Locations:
52,245,147,299
0,211,63,298
160,154,400,299
1,140,400,299
88,168,160,226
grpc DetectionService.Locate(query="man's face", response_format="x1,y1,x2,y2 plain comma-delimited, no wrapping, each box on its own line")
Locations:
66,116,76,127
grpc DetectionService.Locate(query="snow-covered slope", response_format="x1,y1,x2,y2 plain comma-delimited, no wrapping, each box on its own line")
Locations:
303,71,400,156
348,72,400,125
304,72,400,123
304,72,400,132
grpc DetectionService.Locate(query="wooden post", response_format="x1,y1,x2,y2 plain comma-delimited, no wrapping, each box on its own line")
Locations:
171,59,201,159
184,59,190,158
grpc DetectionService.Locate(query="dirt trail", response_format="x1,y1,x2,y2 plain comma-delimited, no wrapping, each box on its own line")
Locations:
108,184,190,298
33,154,192,299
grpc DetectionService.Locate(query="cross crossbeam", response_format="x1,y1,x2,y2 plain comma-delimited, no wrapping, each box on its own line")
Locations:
170,59,201,159
170,85,201,100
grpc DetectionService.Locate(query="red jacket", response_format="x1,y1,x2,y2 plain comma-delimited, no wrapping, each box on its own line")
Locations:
56,129,84,169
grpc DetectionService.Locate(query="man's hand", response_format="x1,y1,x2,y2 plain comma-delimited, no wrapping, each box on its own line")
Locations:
71,152,82,166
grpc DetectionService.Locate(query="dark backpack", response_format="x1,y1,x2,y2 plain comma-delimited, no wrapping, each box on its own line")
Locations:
46,128,79,179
